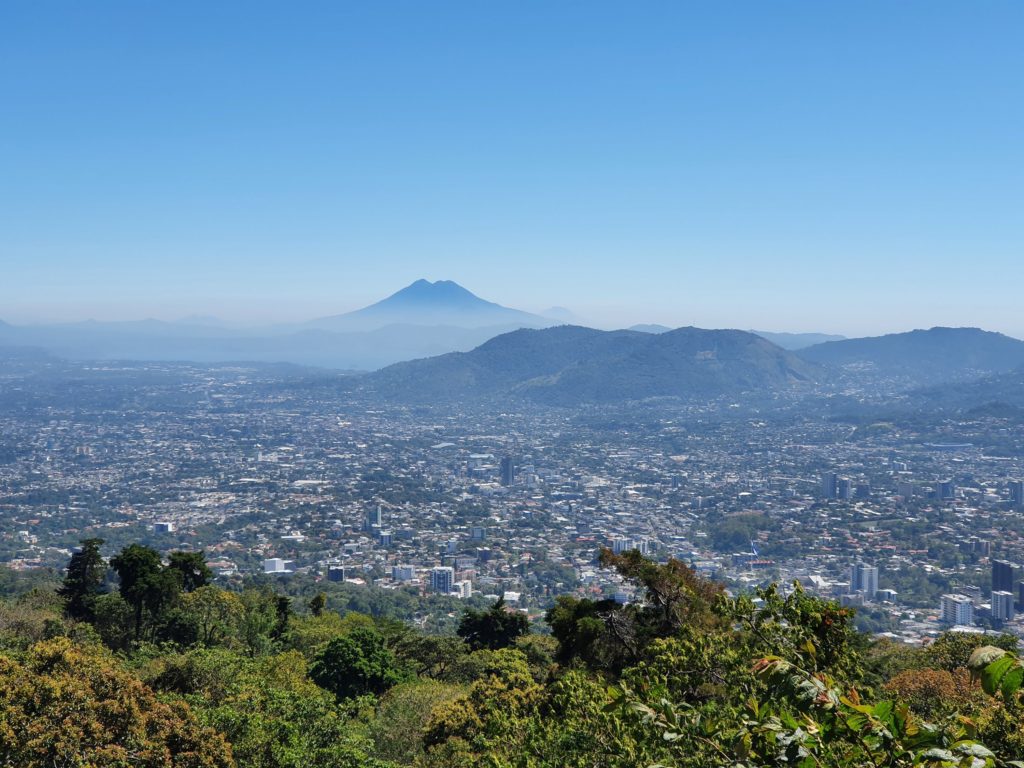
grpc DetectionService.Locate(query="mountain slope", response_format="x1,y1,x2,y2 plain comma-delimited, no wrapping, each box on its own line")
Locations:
798,327,1024,383
751,330,845,350
367,325,818,404
308,279,552,332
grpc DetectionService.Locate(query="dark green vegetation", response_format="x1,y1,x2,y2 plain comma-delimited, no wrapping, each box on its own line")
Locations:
4,543,1024,766
368,325,818,404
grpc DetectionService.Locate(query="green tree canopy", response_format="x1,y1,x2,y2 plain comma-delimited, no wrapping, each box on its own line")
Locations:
168,551,213,593
57,537,107,622
309,625,407,701
456,597,530,651
110,543,180,640
0,638,234,768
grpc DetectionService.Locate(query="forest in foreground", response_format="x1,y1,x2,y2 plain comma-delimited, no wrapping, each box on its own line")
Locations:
3,542,1024,767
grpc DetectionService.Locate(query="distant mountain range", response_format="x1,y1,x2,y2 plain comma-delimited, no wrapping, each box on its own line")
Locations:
797,327,1024,383
366,325,817,405
1,283,1021,400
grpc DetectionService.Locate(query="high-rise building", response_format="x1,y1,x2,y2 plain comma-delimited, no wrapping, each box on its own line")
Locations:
849,563,879,598
1010,480,1024,508
938,480,956,501
430,566,455,594
961,538,992,557
837,478,852,500
392,564,415,582
327,565,347,582
940,594,974,625
960,584,983,605
993,560,1022,595
365,505,382,531
611,537,649,555
821,472,838,500
992,591,1016,623
500,456,515,486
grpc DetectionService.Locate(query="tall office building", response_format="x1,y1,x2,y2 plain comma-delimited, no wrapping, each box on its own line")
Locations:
940,594,974,626
500,456,515,486
837,478,852,501
850,563,879,598
365,505,382,531
897,482,917,501
430,566,455,594
993,560,1022,594
1010,480,1024,508
992,591,1016,623
938,480,956,501
821,472,838,500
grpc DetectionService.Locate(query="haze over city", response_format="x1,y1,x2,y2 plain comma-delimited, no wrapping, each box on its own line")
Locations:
3,2,1022,335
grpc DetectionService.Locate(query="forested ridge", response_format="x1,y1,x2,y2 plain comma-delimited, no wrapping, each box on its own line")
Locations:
2,542,1024,767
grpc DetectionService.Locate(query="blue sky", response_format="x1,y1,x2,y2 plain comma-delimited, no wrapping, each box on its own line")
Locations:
2,2,1022,335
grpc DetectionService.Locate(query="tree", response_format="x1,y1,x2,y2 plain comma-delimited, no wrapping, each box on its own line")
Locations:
423,649,542,767
456,597,530,651
284,611,375,659
309,591,327,617
57,537,106,622
110,544,180,640
547,551,725,672
309,626,407,701
182,585,244,647
369,679,466,764
273,594,292,640
147,646,390,768
598,548,723,639
168,551,213,593
884,667,980,719
546,595,624,670
90,592,134,650
0,638,234,767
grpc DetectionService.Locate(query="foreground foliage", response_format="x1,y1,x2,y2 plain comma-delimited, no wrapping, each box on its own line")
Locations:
2,541,1024,767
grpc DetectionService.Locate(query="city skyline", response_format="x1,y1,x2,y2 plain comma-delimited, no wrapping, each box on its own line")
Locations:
3,2,1023,335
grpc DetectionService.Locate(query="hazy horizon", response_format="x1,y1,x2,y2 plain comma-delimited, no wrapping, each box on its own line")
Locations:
0,276,1020,342
3,3,1022,337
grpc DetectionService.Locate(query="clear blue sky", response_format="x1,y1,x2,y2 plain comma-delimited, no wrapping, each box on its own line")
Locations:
2,2,1022,335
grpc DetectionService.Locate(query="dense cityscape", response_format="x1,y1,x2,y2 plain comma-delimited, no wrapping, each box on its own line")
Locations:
3,352,1023,645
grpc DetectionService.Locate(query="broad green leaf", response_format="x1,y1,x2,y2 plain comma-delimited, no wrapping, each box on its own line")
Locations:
1000,665,1024,698
981,655,1016,696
